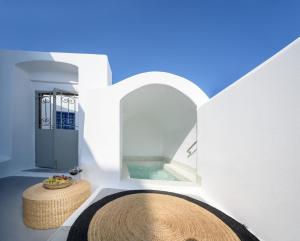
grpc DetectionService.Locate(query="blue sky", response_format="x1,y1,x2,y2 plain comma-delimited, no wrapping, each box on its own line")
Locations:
0,0,299,97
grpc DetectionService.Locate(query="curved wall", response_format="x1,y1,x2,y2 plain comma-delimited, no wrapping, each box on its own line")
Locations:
121,84,197,165
11,60,79,172
0,50,110,177
17,60,79,84
80,72,209,188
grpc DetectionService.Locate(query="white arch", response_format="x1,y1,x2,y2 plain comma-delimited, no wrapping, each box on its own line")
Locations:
113,71,209,107
117,72,208,181
79,71,209,185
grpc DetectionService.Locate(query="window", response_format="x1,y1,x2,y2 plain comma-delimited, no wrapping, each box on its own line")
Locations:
37,91,78,130
56,111,75,130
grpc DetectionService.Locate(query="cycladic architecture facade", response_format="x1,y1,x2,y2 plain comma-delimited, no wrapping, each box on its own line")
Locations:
0,37,299,241
0,51,111,176
197,38,300,241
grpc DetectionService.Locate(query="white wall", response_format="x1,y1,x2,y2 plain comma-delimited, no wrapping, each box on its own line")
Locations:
0,50,110,176
0,55,13,164
197,38,300,241
121,84,197,163
123,116,164,157
80,72,208,189
11,66,33,169
17,60,79,84
171,124,197,168
0,51,207,191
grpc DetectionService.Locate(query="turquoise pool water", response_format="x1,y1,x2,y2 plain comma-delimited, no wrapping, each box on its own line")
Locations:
127,162,179,181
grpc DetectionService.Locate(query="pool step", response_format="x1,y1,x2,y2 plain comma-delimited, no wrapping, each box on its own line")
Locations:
164,162,198,182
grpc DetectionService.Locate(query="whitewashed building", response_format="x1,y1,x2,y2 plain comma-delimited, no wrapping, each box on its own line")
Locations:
0,37,299,241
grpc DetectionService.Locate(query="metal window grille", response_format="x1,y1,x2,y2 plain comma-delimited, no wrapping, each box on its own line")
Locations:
38,91,78,130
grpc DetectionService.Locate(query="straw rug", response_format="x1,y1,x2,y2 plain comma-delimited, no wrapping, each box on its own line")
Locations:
67,190,259,241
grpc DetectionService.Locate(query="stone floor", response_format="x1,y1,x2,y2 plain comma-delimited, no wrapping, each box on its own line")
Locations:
0,176,57,241
0,176,123,241
49,188,124,241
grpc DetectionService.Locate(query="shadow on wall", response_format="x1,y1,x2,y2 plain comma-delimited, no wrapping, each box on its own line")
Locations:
79,103,124,190
75,102,205,235
0,51,79,177
120,84,197,168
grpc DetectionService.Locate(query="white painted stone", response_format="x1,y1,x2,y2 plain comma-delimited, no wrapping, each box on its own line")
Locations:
197,38,300,241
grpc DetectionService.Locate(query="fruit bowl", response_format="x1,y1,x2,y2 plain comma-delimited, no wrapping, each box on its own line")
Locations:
43,175,73,189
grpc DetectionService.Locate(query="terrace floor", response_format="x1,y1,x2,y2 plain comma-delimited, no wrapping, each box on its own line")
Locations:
0,175,124,241
1,174,247,241
0,176,57,241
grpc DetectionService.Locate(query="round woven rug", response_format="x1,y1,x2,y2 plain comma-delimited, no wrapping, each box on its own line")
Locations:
88,193,239,241
67,190,259,241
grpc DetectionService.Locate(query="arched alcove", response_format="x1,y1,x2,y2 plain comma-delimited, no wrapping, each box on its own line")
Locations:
16,60,78,84
120,84,198,182
12,60,79,170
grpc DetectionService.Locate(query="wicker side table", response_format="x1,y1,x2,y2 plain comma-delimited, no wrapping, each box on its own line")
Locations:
23,180,91,229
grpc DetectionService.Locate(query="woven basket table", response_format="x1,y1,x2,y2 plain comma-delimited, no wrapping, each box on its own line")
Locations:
23,180,91,229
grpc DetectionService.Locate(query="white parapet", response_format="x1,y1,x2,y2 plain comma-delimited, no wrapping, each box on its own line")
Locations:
197,37,300,241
